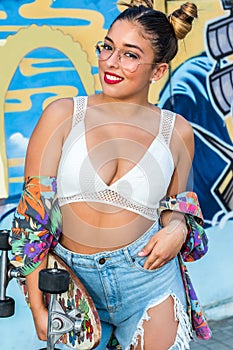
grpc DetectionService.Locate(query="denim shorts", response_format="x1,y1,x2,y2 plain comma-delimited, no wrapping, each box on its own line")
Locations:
54,221,191,350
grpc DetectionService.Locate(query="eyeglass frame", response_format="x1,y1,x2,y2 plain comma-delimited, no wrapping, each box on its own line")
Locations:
95,41,157,73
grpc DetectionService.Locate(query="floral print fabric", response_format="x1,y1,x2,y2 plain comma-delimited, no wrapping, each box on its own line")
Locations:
10,176,62,276
159,191,212,340
10,179,211,340
159,191,209,262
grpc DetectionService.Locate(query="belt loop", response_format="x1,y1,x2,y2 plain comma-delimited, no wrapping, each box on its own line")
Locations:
123,247,134,267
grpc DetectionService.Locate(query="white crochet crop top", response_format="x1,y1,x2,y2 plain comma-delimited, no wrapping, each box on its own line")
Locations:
57,96,175,220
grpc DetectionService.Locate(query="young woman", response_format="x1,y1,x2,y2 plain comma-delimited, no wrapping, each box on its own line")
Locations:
10,1,211,349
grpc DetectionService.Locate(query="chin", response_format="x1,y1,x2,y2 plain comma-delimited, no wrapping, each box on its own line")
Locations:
101,87,124,99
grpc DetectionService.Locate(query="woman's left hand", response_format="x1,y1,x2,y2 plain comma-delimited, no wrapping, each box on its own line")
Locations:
137,225,185,270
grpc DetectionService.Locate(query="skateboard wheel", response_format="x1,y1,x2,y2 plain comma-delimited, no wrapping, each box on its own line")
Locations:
39,268,70,294
0,297,15,317
0,230,11,250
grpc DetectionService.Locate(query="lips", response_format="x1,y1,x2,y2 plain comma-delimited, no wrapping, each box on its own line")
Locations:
104,72,124,84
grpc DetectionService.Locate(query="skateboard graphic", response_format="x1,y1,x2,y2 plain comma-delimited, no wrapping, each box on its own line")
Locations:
0,229,101,350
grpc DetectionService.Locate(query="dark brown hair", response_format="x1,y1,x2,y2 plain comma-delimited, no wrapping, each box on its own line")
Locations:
111,1,198,64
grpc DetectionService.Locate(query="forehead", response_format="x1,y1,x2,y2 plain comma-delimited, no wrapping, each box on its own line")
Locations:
107,20,151,49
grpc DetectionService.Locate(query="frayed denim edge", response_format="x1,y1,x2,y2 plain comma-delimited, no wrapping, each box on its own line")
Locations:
168,293,193,350
125,293,193,350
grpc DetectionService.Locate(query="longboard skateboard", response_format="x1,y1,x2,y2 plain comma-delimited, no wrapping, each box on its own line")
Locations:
18,251,101,349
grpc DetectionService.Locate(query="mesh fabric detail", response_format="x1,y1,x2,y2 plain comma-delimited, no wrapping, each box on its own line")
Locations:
72,96,87,127
58,189,158,220
160,109,175,145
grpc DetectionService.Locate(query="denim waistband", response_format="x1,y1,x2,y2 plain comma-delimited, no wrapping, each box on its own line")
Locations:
55,220,159,268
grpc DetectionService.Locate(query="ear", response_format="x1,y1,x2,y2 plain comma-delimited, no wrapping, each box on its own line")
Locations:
151,63,169,82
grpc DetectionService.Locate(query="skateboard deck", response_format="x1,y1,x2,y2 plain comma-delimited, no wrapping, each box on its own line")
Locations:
18,251,101,349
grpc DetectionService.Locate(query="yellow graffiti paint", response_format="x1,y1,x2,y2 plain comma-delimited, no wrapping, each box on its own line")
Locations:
19,58,75,76
0,11,7,19
5,86,78,113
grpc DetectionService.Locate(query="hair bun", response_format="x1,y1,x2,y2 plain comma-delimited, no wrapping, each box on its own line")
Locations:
120,0,154,9
169,2,198,40
181,2,197,17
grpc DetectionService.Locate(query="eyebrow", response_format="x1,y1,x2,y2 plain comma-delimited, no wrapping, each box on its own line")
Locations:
104,36,145,54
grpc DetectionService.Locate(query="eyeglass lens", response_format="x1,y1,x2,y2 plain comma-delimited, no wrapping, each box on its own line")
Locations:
96,42,140,73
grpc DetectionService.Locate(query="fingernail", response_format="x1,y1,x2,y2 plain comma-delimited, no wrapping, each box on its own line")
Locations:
138,251,145,256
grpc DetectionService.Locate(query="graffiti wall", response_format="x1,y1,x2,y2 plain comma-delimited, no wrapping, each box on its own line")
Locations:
0,0,233,348
159,0,233,227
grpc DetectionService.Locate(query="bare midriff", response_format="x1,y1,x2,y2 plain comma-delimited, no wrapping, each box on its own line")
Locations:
60,202,155,254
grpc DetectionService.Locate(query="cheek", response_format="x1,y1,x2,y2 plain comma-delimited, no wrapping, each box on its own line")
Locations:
131,71,151,84
97,63,105,82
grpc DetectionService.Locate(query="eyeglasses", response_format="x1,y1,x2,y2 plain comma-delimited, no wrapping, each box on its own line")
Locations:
95,41,155,73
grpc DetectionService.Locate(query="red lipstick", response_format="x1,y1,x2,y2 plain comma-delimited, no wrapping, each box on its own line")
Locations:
104,72,124,84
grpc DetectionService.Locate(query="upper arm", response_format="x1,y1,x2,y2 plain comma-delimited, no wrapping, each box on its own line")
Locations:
166,114,194,196
24,98,74,177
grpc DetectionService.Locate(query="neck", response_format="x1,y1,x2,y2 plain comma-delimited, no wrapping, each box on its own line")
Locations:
97,92,151,109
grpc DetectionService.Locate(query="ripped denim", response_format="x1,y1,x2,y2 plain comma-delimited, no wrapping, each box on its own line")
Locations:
54,221,192,350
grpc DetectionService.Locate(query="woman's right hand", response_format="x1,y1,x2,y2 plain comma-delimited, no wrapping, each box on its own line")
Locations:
31,304,48,341
25,257,49,340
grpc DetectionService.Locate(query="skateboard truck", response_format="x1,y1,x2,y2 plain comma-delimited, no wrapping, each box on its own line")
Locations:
39,264,85,350
0,229,21,318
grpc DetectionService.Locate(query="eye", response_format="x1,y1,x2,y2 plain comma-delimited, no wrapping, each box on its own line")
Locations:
123,51,139,60
102,43,113,52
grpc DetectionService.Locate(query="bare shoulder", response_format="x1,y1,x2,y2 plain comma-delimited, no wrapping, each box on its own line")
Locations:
40,97,74,125
25,98,74,175
166,113,194,193
169,113,194,165
32,97,75,143
174,113,194,142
